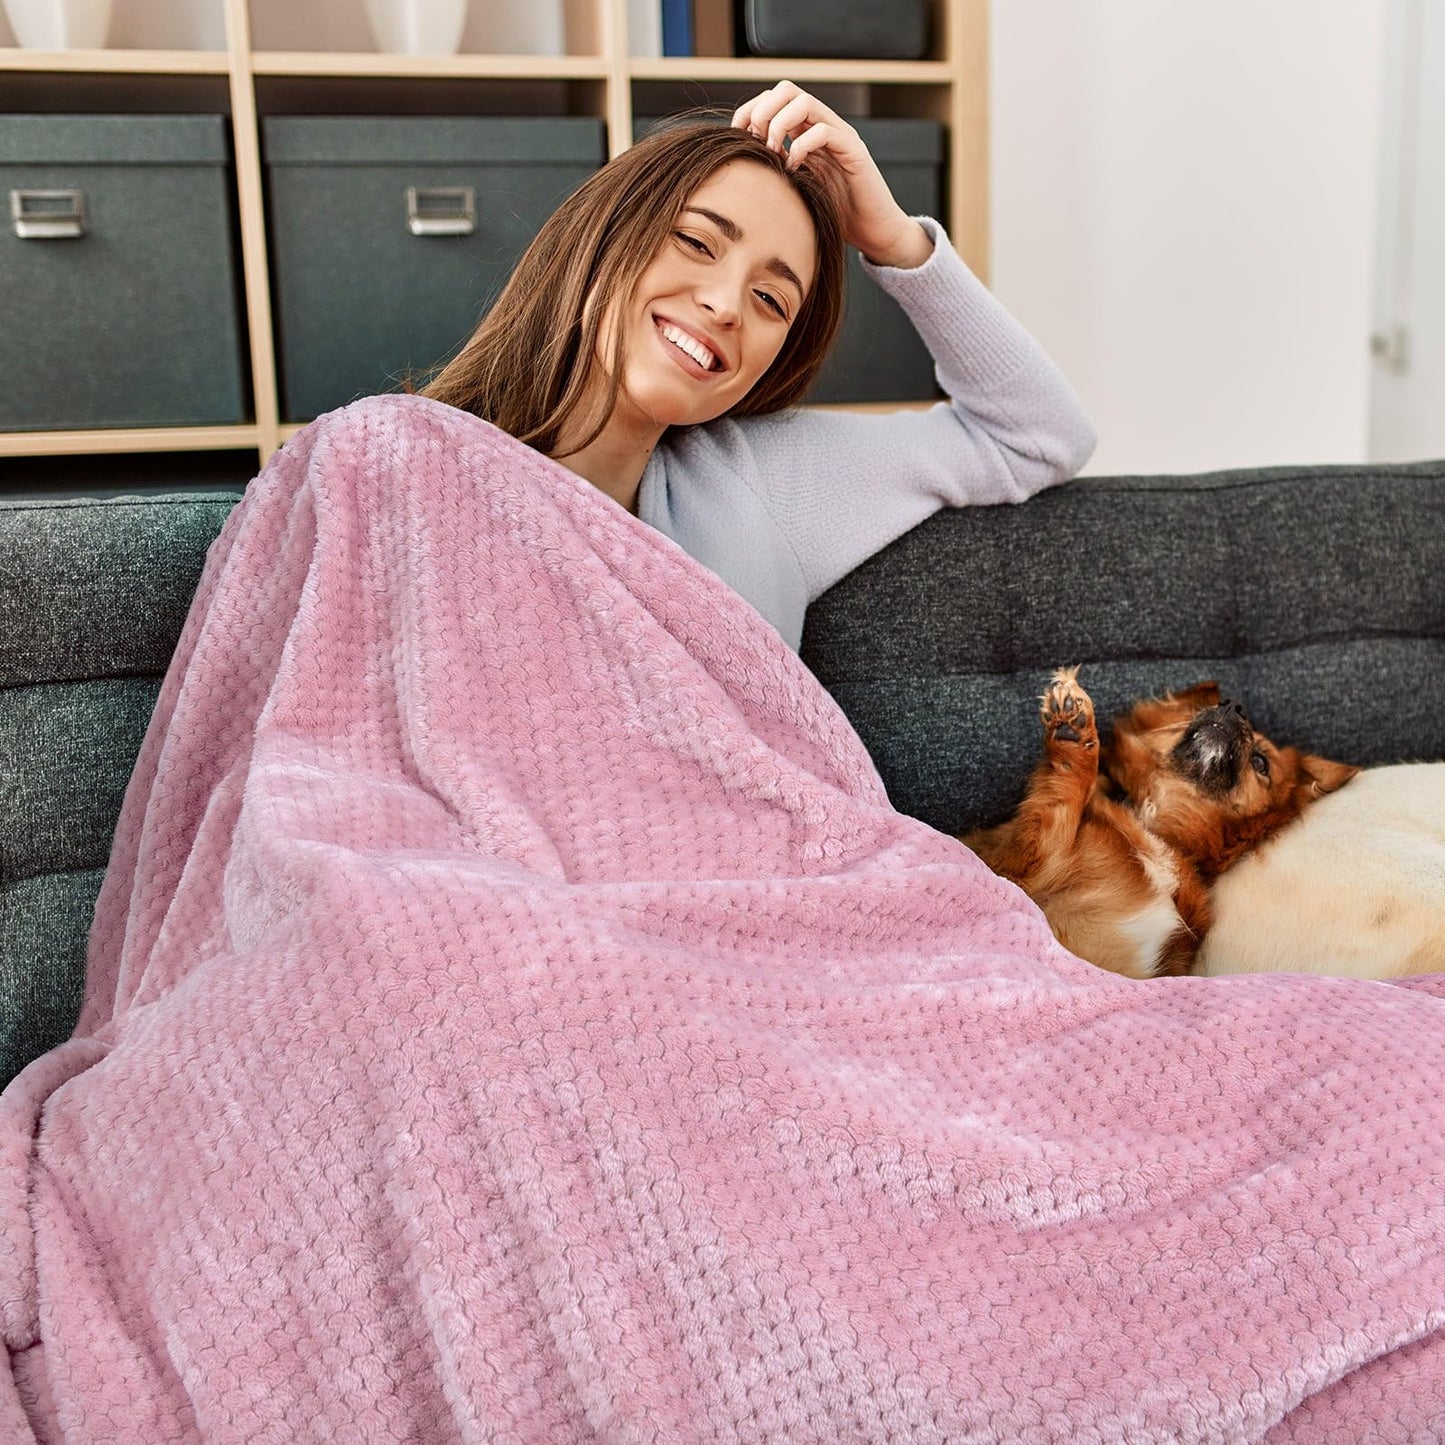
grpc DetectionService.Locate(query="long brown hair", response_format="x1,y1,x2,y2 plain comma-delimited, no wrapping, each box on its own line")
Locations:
420,114,848,457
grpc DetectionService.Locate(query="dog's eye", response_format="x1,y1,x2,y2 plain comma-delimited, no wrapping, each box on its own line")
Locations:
1250,751,1270,778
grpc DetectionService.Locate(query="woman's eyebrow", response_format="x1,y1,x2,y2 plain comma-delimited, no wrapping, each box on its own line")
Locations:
684,204,743,242
682,206,806,301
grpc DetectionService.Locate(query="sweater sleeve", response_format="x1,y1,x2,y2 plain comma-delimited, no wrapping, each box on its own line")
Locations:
712,216,1097,603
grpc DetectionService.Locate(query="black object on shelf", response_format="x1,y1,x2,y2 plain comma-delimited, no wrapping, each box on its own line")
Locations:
738,0,929,60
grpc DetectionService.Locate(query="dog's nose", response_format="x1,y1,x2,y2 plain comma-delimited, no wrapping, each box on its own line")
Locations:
1220,697,1248,722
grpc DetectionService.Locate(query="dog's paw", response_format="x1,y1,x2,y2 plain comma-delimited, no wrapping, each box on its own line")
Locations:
1040,666,1097,750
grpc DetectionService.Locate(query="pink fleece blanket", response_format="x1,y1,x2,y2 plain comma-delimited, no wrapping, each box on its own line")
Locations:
5,394,1445,1442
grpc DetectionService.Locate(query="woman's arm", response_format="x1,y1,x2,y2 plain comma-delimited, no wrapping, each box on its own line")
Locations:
859,214,1097,494
721,85,1097,602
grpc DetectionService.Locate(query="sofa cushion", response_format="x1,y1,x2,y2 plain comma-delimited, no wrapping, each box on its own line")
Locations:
1,493,242,1086
801,460,1445,836
0,871,101,1086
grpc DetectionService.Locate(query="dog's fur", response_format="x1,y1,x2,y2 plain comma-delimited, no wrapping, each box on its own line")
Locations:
1197,762,1445,977
963,668,1360,979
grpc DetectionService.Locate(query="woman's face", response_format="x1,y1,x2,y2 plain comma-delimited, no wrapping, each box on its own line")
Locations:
596,159,819,436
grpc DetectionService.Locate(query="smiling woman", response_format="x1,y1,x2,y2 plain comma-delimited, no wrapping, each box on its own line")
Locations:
422,113,848,499
423,81,1098,651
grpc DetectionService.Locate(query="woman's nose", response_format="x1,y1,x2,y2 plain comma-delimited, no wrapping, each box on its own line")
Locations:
698,297,739,327
695,277,742,325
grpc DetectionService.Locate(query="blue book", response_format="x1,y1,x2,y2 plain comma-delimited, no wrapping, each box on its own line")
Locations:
660,0,693,56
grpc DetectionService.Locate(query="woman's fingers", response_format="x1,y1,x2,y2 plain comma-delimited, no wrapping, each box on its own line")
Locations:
729,89,770,134
732,79,798,118
734,83,863,174
764,92,811,150
773,96,856,159
780,120,841,171
733,80,806,146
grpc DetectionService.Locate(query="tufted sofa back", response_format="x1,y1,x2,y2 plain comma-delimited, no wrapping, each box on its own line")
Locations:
801,460,1445,834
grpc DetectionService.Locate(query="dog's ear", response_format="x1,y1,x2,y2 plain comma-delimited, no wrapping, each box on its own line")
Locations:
1297,754,1360,799
1170,681,1222,710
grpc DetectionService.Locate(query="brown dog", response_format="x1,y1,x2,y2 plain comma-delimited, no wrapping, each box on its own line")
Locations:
963,668,1358,979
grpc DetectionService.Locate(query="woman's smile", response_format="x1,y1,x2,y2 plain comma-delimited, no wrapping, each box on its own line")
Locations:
653,315,726,376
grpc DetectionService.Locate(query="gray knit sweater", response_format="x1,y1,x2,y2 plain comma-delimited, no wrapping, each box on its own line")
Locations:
635,216,1097,650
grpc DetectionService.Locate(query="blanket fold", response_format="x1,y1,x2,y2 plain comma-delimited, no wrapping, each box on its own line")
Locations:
4,394,1445,1442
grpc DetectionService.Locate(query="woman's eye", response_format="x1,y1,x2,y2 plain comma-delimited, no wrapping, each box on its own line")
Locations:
675,231,710,255
756,291,786,318
1250,752,1270,777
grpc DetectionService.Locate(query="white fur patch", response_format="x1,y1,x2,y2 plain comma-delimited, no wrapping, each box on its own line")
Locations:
1119,894,1184,977
1135,835,1179,897
1197,763,1445,978
1194,735,1226,772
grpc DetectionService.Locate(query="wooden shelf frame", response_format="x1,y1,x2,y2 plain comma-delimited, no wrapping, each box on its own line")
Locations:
0,426,261,456
0,0,986,466
0,47,231,72
250,52,613,79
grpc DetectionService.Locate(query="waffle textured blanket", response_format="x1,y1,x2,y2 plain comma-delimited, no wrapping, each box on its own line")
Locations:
5,394,1445,1443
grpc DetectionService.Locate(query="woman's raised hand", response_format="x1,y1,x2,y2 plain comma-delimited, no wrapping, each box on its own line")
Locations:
731,80,932,269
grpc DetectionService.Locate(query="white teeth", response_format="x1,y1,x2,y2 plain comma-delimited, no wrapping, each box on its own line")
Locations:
660,322,717,372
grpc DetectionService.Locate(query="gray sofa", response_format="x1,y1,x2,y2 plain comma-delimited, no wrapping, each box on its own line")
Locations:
3,459,1444,1087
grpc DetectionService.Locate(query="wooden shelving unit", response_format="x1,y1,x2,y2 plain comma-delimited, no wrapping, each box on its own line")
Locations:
0,0,987,467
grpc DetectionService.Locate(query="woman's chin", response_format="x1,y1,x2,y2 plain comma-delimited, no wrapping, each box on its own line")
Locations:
624,387,725,433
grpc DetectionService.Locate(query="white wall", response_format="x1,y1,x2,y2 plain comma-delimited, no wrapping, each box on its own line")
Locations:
1369,0,1445,462
990,1,1386,477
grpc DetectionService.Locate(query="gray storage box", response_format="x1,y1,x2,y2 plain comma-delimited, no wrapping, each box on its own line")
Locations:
262,116,606,422
634,116,943,405
0,114,248,432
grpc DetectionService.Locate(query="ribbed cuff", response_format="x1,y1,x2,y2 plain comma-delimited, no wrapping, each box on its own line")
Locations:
859,215,1042,385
